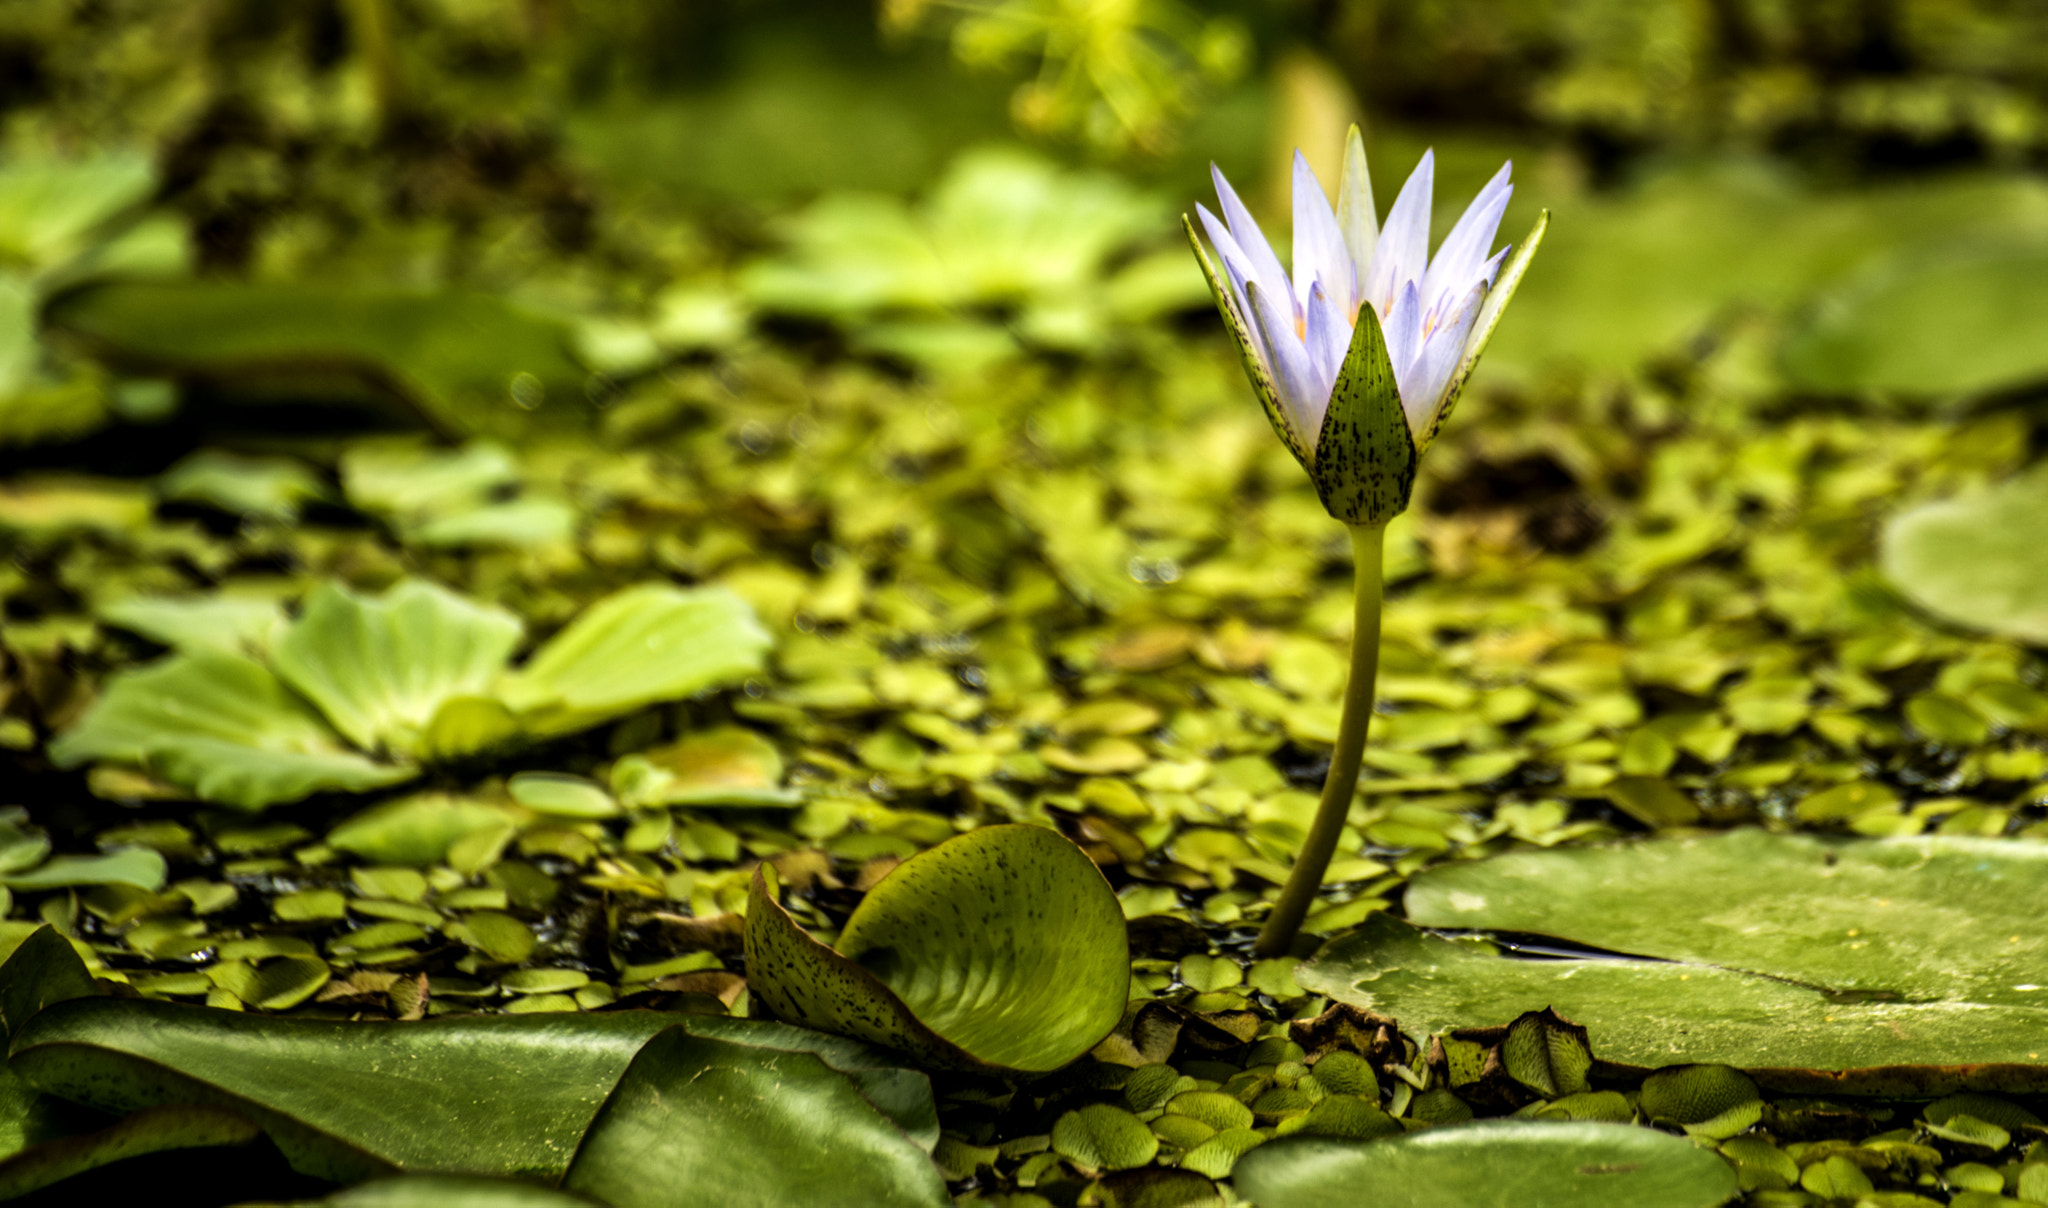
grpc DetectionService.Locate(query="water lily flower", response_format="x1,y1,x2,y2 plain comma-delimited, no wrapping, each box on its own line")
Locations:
1183,128,1547,960
1185,128,1546,524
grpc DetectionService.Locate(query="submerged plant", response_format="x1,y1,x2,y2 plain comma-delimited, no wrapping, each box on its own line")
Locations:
1186,128,1547,956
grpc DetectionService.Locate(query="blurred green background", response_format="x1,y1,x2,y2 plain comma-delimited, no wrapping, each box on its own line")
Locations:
2,0,2047,459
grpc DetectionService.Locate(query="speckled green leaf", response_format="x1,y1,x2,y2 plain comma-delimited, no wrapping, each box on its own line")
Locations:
1311,301,1415,526
272,579,524,762
502,585,771,739
1420,210,1547,454
1232,1122,1739,1208
47,653,415,810
1881,469,2048,645
745,824,1128,1073
0,927,100,1043
1183,216,1307,469
563,1029,949,1208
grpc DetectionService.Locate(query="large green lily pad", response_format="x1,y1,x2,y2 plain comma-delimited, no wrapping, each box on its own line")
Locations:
1302,831,2048,1092
6,995,937,1187
746,824,1128,1073
563,1030,949,1208
1880,469,2048,645
1231,1122,1739,1208
44,280,588,434
8,997,935,1184
1782,240,2048,398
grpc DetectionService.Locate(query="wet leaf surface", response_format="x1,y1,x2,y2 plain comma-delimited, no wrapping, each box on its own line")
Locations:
1231,1121,1741,1208
563,1029,949,1208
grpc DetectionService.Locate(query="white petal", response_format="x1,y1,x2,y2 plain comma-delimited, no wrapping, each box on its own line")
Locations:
1302,281,1350,436
1363,149,1433,319
1291,151,1354,321
1247,278,1322,445
1212,163,1296,328
1197,203,1258,341
1422,162,1511,319
1407,282,1485,432
1478,245,1509,289
1383,280,1425,416
1336,126,1378,301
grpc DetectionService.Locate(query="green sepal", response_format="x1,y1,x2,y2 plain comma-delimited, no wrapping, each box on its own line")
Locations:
1311,298,1416,525
1183,215,1311,470
1417,209,1549,455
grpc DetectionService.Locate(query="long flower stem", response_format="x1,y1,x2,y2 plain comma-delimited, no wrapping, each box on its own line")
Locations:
1254,521,1385,959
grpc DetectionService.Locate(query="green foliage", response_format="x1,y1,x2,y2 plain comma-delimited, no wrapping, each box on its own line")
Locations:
746,825,1129,1073
52,580,770,809
46,282,589,436
1882,468,2048,645
1305,832,2048,1089
1232,1123,1741,1208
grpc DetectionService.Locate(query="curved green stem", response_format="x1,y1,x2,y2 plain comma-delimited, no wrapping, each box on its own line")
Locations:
1254,521,1385,959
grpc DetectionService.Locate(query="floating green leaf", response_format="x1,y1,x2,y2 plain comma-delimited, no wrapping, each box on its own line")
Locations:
45,281,587,434
48,653,415,810
0,849,165,892
503,585,771,739
1881,469,2048,645
745,824,1129,1073
562,1030,949,1208
1783,240,2048,398
97,594,287,658
325,795,518,867
272,580,524,760
8,997,929,1185
611,727,800,808
1230,1122,1740,1208
1303,831,2048,1091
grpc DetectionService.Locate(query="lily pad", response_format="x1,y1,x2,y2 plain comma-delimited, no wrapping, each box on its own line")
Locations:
1782,240,2048,398
562,1029,949,1208
44,281,587,435
281,1174,605,1208
745,824,1129,1073
1230,1122,1740,1208
1880,469,2048,645
47,653,416,810
8,997,933,1184
272,580,525,760
502,585,772,739
1302,831,2048,1092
